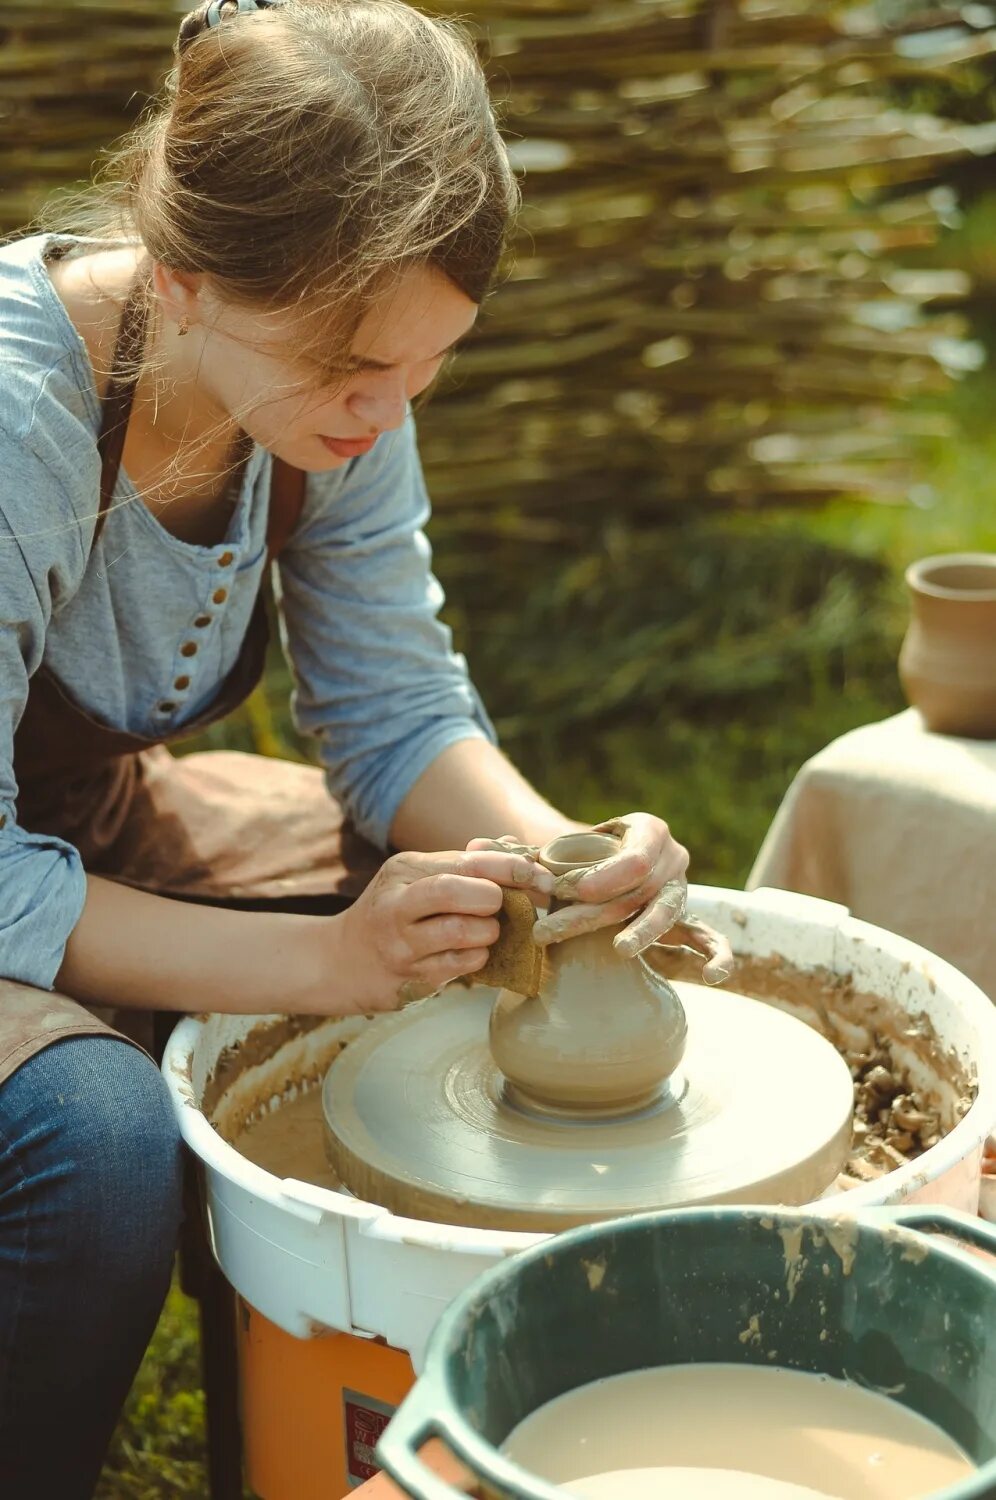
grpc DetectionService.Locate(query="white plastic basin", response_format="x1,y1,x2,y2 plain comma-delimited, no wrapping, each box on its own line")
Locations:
163,886,996,1370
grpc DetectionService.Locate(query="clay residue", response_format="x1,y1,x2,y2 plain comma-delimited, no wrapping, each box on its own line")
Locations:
777,1218,859,1305
168,1052,196,1108
202,1015,328,1119
583,1256,607,1291
203,1017,369,1154
231,1088,340,1190
649,950,977,1189
738,1314,762,1347
841,1050,945,1190
323,984,853,1230
778,1224,806,1302
875,1224,930,1266
207,948,977,1220
822,1219,858,1277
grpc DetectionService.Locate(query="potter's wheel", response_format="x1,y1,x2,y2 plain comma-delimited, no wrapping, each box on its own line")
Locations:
323,980,855,1232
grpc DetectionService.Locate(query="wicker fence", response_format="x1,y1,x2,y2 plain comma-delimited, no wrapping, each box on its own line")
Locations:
3,0,996,513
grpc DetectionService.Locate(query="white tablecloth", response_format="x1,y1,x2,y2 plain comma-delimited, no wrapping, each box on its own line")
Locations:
749,709,996,1003
749,708,996,1210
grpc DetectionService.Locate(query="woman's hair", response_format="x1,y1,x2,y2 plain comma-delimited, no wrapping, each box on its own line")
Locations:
61,0,517,369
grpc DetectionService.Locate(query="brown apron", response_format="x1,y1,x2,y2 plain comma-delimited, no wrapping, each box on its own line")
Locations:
0,276,382,1085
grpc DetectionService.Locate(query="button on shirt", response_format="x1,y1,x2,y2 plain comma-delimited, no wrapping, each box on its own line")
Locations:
0,235,495,988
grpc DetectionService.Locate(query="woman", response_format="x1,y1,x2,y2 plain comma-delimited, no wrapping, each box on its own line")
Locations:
0,0,729,1491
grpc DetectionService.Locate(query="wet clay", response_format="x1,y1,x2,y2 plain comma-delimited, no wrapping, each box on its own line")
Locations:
490,832,687,1115
503,1365,975,1500
489,927,687,1116
232,1088,340,1190
202,1015,328,1119
651,950,975,1189
216,950,974,1203
323,830,853,1229
322,980,854,1231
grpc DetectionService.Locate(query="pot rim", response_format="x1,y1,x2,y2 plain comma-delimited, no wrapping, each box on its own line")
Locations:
906,552,996,602
538,829,621,876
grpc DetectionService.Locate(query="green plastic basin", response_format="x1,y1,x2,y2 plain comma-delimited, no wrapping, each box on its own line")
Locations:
377,1206,996,1500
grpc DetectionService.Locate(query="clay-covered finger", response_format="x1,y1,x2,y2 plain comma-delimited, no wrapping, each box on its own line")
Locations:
532,890,648,947
407,947,490,992
572,814,688,903
391,848,547,891
407,913,500,959
401,856,549,920
466,834,541,859
655,916,735,985
690,920,735,985
447,849,554,895
402,873,506,922
612,879,688,959
643,843,693,896
561,846,652,903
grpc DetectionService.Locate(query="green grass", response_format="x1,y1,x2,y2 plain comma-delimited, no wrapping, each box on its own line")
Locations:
95,1283,207,1499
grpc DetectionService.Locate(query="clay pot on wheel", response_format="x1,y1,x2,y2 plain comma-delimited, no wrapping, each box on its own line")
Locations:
898,553,996,739
489,831,688,1117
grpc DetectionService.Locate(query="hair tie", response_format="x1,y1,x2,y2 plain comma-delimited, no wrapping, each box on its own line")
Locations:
204,0,285,30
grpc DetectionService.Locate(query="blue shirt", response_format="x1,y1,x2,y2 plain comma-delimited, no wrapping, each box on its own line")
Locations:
0,234,495,988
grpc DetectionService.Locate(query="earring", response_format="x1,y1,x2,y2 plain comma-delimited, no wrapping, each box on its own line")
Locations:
178,316,190,337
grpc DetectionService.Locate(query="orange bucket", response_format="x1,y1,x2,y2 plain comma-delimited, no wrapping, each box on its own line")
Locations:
238,1301,416,1498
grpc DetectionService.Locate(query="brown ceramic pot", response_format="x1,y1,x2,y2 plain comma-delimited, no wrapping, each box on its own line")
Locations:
898,553,996,739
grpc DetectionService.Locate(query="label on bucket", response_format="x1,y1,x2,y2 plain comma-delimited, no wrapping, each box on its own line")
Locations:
343,1387,397,1488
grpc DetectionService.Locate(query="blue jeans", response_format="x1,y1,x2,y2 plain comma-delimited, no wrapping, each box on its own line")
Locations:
0,1035,183,1498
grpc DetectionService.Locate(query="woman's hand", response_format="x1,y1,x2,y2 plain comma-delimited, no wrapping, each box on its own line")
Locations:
331,848,554,1013
468,814,733,985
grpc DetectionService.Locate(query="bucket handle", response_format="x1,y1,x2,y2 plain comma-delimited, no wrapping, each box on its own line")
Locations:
378,1389,565,1500
879,1205,996,1262
376,1388,472,1500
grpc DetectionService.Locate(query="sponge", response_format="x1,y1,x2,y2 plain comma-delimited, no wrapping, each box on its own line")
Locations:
476,888,543,998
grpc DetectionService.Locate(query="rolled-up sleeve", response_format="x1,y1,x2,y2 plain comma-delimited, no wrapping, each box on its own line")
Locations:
0,450,89,989
276,415,496,849
0,826,88,988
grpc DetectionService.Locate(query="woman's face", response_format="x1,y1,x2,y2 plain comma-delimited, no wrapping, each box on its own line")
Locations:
183,263,478,470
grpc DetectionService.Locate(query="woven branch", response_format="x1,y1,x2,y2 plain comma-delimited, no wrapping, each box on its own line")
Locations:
2,0,994,510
